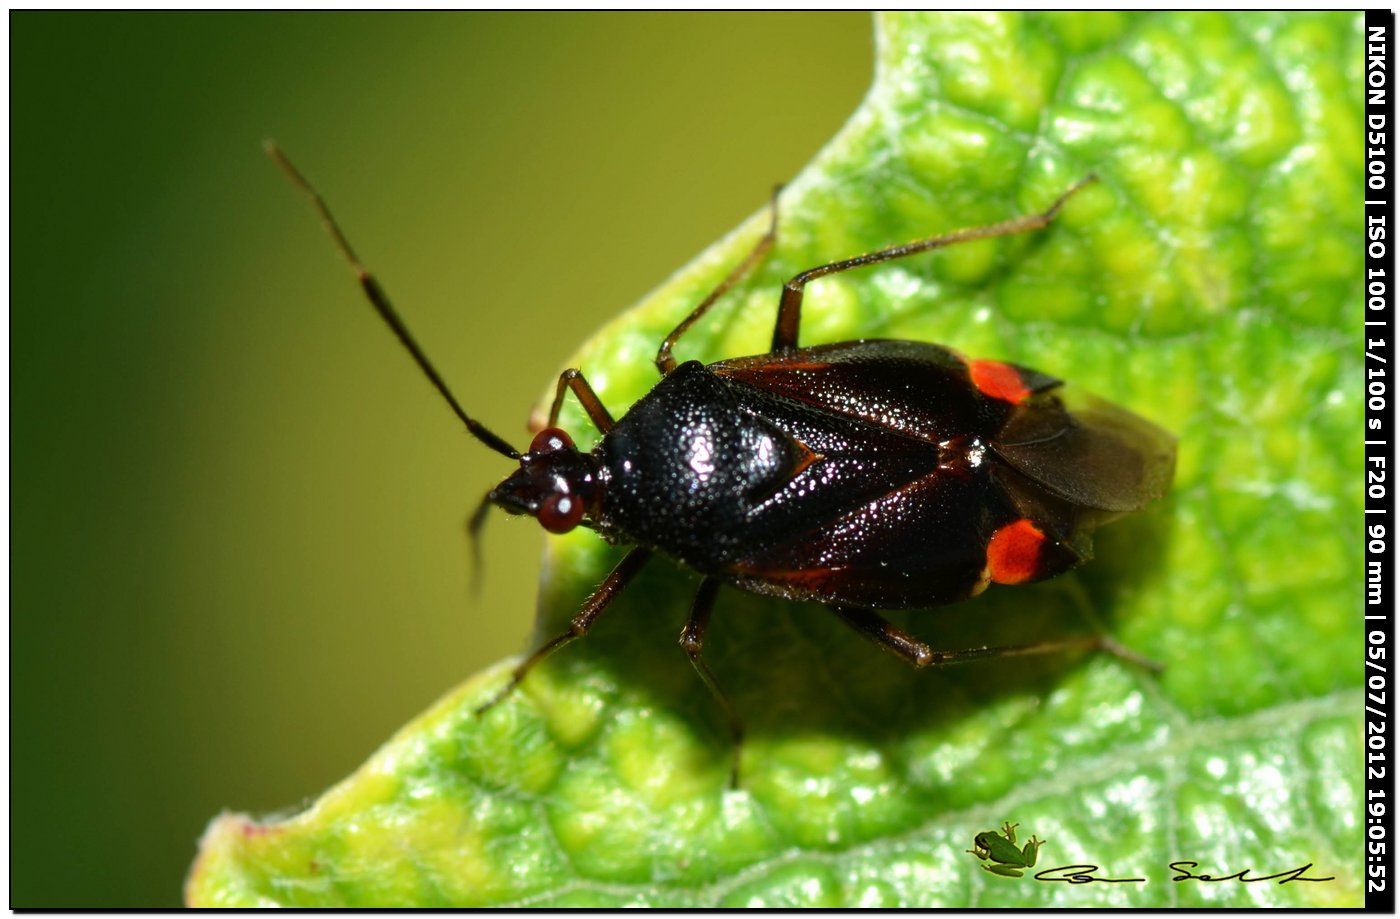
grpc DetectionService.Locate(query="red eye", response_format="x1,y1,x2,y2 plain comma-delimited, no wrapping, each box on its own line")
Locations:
537,493,585,534
529,427,574,455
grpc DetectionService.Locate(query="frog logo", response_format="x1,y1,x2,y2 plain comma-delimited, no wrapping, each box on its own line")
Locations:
966,821,1045,878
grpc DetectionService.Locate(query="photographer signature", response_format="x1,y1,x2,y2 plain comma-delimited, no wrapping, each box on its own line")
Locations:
1031,861,1335,885
964,824,1336,885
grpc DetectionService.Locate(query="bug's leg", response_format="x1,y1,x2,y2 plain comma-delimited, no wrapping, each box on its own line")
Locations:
548,368,615,433
655,185,782,375
678,577,746,787
464,491,494,595
829,605,1162,673
771,174,1098,351
476,547,654,715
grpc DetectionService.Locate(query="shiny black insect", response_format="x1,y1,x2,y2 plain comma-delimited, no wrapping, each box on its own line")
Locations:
270,146,1175,778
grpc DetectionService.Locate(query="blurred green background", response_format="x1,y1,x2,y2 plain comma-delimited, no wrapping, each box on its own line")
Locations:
11,12,872,907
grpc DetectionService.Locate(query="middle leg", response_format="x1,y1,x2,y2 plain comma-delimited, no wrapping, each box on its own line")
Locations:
770,175,1098,351
679,577,746,787
655,186,783,375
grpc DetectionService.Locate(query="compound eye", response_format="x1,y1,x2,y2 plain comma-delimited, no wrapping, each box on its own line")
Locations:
537,492,585,534
529,427,574,455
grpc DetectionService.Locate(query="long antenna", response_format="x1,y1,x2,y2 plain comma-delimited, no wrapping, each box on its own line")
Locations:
265,141,520,460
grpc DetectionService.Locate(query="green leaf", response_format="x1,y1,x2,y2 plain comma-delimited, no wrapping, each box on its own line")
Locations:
188,11,1363,908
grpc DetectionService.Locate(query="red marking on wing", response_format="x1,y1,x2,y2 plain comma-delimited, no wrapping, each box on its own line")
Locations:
985,518,1045,585
969,359,1031,404
731,563,842,588
756,360,835,373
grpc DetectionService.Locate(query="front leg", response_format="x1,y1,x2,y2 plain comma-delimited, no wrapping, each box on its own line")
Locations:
475,547,652,714
548,367,614,432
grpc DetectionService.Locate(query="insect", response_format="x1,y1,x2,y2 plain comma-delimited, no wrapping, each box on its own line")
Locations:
967,822,1045,878
269,144,1175,780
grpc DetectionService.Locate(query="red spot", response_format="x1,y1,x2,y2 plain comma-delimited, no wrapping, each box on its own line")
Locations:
986,518,1046,585
969,359,1031,404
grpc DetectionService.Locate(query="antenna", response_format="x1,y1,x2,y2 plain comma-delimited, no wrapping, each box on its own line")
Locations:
265,141,520,461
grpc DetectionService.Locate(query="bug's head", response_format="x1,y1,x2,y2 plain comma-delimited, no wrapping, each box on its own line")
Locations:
487,427,604,534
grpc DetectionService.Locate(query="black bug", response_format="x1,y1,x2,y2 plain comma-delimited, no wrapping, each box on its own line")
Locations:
269,146,1176,779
